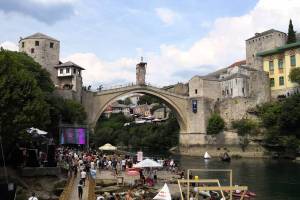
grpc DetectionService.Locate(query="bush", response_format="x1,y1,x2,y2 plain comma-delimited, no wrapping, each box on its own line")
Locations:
206,113,225,135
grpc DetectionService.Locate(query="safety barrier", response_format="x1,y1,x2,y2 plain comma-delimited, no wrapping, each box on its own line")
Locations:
59,175,75,200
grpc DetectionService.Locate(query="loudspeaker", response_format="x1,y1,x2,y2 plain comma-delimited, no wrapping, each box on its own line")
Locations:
47,145,57,167
26,149,39,167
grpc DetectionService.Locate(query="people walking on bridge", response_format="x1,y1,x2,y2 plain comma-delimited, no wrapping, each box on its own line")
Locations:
77,179,84,200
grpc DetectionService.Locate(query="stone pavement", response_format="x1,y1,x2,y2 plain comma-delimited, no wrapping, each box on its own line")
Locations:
68,173,89,200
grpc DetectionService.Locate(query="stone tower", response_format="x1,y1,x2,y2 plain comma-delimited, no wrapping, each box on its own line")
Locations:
19,33,60,85
136,58,147,85
246,29,287,71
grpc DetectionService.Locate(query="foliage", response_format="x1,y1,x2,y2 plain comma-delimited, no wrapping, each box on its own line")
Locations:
206,113,225,135
137,94,163,105
0,50,87,154
0,50,50,148
231,119,258,136
92,113,179,150
256,95,300,154
287,19,296,44
232,118,258,151
289,67,300,85
124,97,132,105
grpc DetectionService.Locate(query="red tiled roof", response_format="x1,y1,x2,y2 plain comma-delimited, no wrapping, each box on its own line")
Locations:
228,60,246,68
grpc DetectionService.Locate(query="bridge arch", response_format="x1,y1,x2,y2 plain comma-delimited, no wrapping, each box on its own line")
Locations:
87,85,188,134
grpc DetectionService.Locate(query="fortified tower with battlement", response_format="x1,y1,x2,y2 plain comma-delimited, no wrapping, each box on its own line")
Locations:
246,29,287,70
136,57,147,85
19,33,60,85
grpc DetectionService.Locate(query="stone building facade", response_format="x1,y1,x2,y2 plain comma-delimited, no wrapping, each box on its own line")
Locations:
19,33,84,102
246,29,287,70
19,33,60,84
136,60,147,85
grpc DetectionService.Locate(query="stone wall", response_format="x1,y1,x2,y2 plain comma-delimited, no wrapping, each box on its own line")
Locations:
189,76,221,100
164,83,189,96
246,30,286,70
19,38,60,85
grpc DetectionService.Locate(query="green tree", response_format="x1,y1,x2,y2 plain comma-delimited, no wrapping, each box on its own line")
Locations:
232,119,258,151
289,67,300,85
0,50,50,150
206,113,225,135
137,94,163,105
124,97,132,105
287,19,296,44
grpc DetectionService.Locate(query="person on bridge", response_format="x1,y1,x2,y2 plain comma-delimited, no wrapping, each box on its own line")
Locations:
78,179,83,200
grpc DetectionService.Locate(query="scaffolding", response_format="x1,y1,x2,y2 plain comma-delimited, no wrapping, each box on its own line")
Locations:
177,169,249,200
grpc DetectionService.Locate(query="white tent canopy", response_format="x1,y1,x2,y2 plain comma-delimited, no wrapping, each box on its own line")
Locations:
26,127,47,135
134,158,162,168
98,143,117,151
153,183,171,200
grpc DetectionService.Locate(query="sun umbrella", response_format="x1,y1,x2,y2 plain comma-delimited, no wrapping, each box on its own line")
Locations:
98,143,117,151
26,127,47,135
133,158,162,168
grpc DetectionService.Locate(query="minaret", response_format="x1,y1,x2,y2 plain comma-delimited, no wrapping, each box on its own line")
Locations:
136,57,147,85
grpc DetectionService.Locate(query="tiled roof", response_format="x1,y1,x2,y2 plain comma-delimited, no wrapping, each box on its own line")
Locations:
228,60,246,68
54,61,85,70
22,32,59,41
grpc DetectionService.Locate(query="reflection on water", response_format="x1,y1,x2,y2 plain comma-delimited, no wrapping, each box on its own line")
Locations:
177,156,300,200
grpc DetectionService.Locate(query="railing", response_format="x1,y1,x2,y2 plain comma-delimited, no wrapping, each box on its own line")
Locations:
88,177,96,200
59,175,75,200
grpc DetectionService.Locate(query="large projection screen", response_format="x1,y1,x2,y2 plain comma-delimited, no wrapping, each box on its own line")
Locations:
59,128,86,145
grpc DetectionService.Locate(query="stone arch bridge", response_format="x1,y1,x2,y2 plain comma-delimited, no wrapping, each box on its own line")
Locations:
81,84,214,147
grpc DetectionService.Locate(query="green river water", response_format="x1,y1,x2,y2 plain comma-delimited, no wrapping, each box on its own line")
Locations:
175,156,300,200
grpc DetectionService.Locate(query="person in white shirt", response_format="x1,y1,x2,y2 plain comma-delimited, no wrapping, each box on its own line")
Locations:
28,192,38,200
80,170,87,186
90,161,95,170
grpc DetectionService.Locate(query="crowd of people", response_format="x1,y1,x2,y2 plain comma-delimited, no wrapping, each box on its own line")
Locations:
27,146,183,200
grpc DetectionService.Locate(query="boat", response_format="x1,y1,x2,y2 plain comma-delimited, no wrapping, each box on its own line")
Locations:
220,152,231,162
225,190,256,199
204,152,211,159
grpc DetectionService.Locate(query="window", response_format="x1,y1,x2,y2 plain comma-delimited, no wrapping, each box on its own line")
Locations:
278,59,284,69
226,90,229,95
231,88,233,95
290,55,296,66
50,42,54,48
22,42,25,48
66,68,70,73
222,90,225,95
279,76,284,86
242,87,245,94
195,89,198,94
35,41,39,46
73,68,76,74
269,61,274,71
60,69,63,74
270,78,275,87
31,48,34,53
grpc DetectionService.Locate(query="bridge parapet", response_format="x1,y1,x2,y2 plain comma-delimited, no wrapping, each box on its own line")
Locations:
93,83,188,99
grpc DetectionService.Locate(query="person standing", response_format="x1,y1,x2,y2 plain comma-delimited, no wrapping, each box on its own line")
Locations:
28,192,38,200
80,170,87,186
78,179,83,200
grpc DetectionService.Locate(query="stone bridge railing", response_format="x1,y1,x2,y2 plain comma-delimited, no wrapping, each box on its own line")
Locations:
94,83,188,99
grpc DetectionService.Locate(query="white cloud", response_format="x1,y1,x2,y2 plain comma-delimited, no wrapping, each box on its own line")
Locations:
55,0,300,87
0,41,18,51
155,7,178,25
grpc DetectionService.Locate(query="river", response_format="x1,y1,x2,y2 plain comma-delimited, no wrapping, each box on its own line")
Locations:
175,156,300,200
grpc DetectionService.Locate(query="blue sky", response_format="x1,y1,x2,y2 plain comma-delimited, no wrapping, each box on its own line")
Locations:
1,0,299,87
